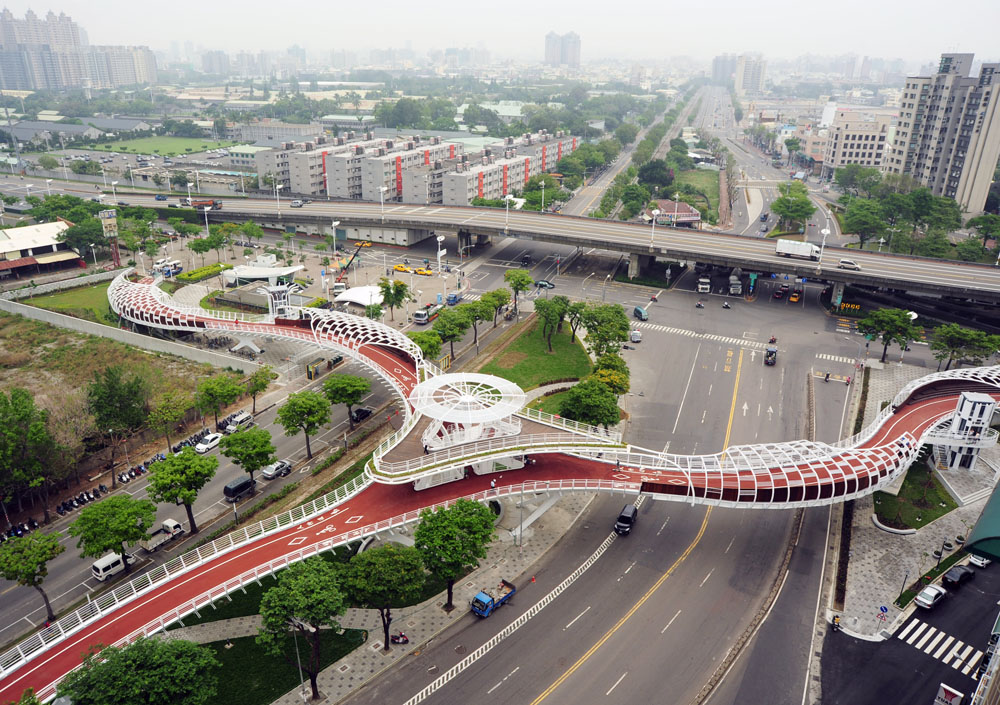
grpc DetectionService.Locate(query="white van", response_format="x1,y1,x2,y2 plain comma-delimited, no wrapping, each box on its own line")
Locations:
153,258,169,269
91,552,135,582
225,410,254,435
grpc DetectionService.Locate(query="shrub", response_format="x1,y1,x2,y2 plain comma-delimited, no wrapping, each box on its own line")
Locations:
176,263,233,283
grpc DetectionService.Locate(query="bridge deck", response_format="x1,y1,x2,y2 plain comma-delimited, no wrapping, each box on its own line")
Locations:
381,416,561,465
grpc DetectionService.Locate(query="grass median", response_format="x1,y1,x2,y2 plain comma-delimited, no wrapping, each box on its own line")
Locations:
479,321,590,390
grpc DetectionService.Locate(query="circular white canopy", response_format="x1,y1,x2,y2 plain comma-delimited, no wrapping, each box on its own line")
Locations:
410,373,525,425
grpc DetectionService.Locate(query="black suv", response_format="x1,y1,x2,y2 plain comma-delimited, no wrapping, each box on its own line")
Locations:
942,565,975,588
351,408,373,424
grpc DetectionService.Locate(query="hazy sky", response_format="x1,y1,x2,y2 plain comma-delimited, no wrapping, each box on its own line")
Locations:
5,0,999,64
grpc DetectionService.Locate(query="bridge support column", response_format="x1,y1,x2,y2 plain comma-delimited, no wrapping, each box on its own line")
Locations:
627,253,654,280
830,281,846,307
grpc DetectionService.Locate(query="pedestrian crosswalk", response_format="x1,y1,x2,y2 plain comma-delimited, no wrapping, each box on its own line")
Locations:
632,322,768,349
816,353,855,364
462,293,482,301
896,618,985,677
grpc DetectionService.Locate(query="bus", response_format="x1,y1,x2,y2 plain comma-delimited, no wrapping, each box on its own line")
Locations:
412,304,443,325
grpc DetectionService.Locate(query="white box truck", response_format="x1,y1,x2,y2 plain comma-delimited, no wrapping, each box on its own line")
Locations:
775,240,820,261
697,277,712,293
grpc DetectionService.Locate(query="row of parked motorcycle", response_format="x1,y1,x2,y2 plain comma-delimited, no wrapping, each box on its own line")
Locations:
53,484,112,517
2,516,40,543
117,453,166,485
172,428,212,454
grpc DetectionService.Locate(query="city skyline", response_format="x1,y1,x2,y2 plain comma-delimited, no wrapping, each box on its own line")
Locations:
2,0,999,64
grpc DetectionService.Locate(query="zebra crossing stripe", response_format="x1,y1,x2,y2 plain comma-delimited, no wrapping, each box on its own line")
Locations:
915,627,938,649
897,620,919,641
963,651,984,675
933,636,955,659
924,631,946,654
952,644,973,669
944,641,965,664
906,622,928,644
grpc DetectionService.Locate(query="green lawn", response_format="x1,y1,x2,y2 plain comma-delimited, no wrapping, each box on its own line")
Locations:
673,169,720,223
874,458,957,529
91,136,238,157
208,630,366,705
30,281,113,325
480,322,592,390
529,389,572,415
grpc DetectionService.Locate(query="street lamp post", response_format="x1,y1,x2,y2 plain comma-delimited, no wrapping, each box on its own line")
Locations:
877,237,886,253
436,235,446,300
101,166,107,188
275,184,284,217
186,182,192,204
25,183,33,199
820,227,831,260
127,166,135,190
203,207,211,237
504,194,512,234
424,175,429,205
45,179,52,196
649,209,661,249
602,273,611,301
582,272,596,290
379,186,388,223
673,192,681,227
111,181,118,203
541,181,545,212
88,244,97,267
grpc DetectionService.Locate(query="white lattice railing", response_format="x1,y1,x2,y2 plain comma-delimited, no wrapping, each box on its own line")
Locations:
0,471,374,681
517,406,622,442
373,432,624,480
923,427,999,448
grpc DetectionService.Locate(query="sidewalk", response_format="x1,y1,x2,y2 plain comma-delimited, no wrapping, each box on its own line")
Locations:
840,362,998,638
162,491,596,704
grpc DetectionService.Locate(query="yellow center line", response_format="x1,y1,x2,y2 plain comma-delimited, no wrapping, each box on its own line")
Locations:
530,347,745,704
529,507,713,705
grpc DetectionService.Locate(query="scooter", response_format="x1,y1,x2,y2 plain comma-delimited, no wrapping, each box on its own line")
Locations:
390,632,409,645
722,301,732,309
695,302,704,309
769,336,777,344
831,615,841,632
824,373,830,383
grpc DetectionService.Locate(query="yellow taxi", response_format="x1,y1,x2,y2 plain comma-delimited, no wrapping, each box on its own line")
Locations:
354,241,372,248
393,263,412,273
415,268,433,276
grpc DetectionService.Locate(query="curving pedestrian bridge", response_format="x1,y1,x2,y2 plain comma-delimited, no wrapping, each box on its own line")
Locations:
0,271,997,702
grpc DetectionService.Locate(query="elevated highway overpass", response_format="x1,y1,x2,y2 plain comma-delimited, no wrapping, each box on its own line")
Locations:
128,194,1000,302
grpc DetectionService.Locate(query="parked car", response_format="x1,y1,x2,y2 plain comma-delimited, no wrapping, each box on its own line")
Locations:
942,565,976,587
351,407,373,424
535,279,555,289
195,433,223,454
261,460,292,480
969,554,991,568
914,584,947,608
773,289,785,300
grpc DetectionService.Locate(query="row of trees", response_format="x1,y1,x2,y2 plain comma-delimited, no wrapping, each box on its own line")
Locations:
771,181,817,230
834,166,968,259
4,498,496,704
856,307,1000,368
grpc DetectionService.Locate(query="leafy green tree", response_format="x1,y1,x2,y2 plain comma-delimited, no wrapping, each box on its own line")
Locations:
37,154,58,170
187,237,212,267
12,687,41,705
432,307,472,360
0,388,57,522
955,237,987,262
559,379,620,428
322,374,371,429
843,198,886,248
407,330,442,359
481,288,511,327
834,164,882,197
365,303,383,320
566,300,588,341
783,137,801,165
594,352,629,378
87,366,150,489
593,368,630,395
916,230,952,258
146,447,217,534
533,298,563,353
771,183,816,227
967,214,1000,247
245,365,275,414
256,558,346,700
637,159,674,191
930,323,979,370
68,495,156,574
857,308,919,363
219,427,275,483
56,637,220,705
414,499,496,610
503,268,534,308
0,531,65,621
194,374,243,429
275,391,330,459
458,299,492,353
342,544,425,651
582,303,630,357
376,277,409,322
615,123,639,145
240,220,264,246
148,389,191,453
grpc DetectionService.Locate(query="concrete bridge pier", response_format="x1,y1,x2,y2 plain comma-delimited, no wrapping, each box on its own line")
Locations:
628,253,655,279
830,281,845,307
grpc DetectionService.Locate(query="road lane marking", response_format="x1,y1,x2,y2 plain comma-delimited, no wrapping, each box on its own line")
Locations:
924,631,945,654
661,610,682,634
725,537,735,554
952,644,973,669
699,568,714,587
527,508,713,705
486,666,519,694
932,635,955,659
564,606,591,631
606,672,627,696
656,517,669,537
915,627,937,649
963,652,983,675
905,622,928,644
672,343,701,434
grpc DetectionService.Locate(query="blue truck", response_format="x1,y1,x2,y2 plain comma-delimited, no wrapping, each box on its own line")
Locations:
446,292,462,306
470,579,515,618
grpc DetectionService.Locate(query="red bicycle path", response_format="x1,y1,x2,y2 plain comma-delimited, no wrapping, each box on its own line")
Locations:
0,389,978,701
